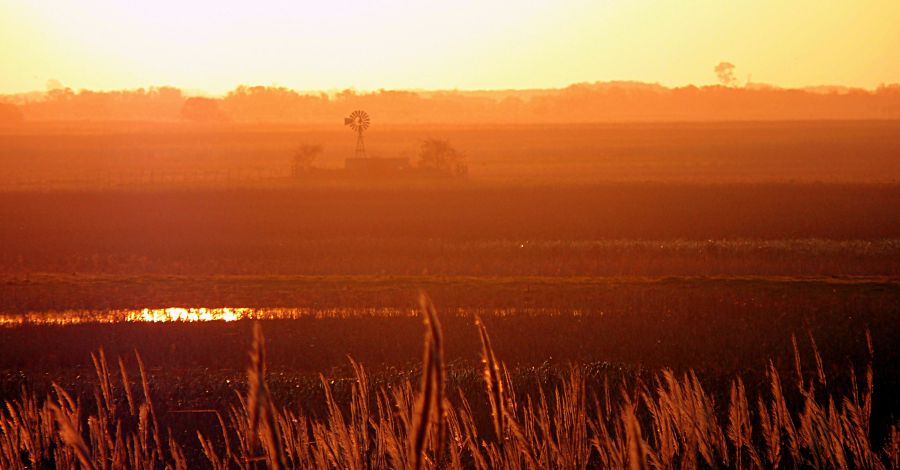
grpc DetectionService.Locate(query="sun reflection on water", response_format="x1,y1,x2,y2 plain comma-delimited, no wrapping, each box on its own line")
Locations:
0,306,566,327
0,306,419,327
128,307,248,323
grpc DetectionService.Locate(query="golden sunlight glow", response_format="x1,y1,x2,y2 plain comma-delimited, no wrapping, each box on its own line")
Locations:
0,307,253,326
129,307,246,323
0,307,422,326
0,307,571,326
1,0,898,93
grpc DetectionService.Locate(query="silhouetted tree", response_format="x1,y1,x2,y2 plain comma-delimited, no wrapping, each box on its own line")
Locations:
418,139,467,176
46,87,75,102
46,79,64,92
291,144,323,175
0,103,23,126
715,62,738,87
181,97,227,122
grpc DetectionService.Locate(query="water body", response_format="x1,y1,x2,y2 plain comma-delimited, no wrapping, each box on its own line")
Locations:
0,306,581,326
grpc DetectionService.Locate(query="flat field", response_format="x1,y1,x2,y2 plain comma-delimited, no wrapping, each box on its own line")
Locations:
2,120,899,187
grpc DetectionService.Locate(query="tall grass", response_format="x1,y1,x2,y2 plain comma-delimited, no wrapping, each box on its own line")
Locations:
2,298,899,469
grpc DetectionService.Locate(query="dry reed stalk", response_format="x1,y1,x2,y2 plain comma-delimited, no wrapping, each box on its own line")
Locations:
421,294,446,460
134,349,163,462
377,384,411,469
168,429,188,470
838,346,879,469
654,371,718,466
197,431,227,470
455,391,490,470
90,350,114,421
319,369,366,469
476,314,505,444
604,375,612,419
595,412,629,469
2,392,47,470
214,410,234,467
112,419,125,468
245,322,287,470
885,422,899,469
349,356,373,467
806,330,827,387
866,329,874,358
410,292,445,470
50,399,95,470
622,395,648,470
440,396,466,469
727,378,760,470
792,334,805,392
474,314,539,469
642,386,676,467
766,362,800,464
118,356,135,416
410,329,435,469
566,369,591,468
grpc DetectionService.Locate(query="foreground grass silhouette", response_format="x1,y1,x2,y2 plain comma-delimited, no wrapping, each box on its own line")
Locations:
1,295,898,469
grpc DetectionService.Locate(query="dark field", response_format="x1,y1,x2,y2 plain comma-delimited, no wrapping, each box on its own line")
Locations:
1,184,899,277
2,121,900,468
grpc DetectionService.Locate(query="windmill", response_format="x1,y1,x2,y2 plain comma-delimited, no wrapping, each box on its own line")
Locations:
344,110,370,158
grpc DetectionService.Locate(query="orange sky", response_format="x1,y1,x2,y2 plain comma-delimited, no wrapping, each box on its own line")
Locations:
2,0,898,94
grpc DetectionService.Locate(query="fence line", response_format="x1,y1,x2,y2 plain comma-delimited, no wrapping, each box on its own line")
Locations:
2,168,296,191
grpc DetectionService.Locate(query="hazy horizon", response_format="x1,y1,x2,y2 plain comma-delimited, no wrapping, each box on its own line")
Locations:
5,78,900,99
4,79,899,124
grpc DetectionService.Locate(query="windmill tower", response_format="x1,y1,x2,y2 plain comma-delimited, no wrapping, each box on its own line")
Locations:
342,110,409,173
344,110,370,159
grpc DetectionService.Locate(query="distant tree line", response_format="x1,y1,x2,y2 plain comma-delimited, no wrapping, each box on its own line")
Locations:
2,81,900,123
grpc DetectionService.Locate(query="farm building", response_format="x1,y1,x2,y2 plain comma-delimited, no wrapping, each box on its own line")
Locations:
344,157,410,173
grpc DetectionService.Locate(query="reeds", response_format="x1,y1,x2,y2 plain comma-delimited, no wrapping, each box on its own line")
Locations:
1,304,899,469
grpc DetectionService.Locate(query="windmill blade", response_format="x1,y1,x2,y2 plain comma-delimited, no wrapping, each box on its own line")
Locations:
358,111,370,130
345,110,370,133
